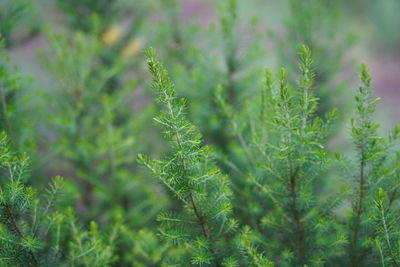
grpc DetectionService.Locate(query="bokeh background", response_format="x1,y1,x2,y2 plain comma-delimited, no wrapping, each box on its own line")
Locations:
6,0,399,124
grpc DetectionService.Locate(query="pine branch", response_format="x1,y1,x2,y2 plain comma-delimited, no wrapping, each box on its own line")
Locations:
289,165,304,259
5,205,39,266
349,63,381,266
160,63,214,250
140,47,241,265
351,147,365,267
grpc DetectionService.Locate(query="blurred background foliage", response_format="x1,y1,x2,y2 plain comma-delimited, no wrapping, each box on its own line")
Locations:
3,0,399,127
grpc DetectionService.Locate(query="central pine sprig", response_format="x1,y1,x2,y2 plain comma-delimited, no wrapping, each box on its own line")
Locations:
139,48,238,265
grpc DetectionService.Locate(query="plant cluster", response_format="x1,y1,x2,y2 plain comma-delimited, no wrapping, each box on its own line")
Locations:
1,0,399,266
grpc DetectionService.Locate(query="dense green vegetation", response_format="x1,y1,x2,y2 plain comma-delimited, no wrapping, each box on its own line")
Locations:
1,0,399,266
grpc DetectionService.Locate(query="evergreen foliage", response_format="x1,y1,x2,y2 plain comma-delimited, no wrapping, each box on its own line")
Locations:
158,0,264,150
272,0,355,118
1,1,400,266
40,23,170,265
139,48,240,266
374,188,400,267
0,133,64,266
343,64,400,266
248,46,340,266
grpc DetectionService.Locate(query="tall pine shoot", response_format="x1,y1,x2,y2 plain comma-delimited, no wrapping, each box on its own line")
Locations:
247,46,341,266
345,64,400,266
139,48,239,266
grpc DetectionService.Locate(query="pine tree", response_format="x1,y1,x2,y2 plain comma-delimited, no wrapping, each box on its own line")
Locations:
0,132,125,266
139,47,240,266
2,1,400,266
39,20,172,265
345,64,400,266
0,132,64,266
242,46,342,266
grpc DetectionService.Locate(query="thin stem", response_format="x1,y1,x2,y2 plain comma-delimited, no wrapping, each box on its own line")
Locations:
376,241,386,267
288,165,304,260
164,92,217,258
189,193,218,259
6,205,39,266
351,147,365,267
189,193,210,239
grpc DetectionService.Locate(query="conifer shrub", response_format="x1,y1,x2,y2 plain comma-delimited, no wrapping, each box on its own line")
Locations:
139,48,239,266
39,21,171,265
133,44,399,266
272,0,355,118
0,132,63,266
1,1,400,266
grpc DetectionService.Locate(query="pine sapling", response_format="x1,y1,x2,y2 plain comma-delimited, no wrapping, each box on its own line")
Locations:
347,64,400,266
139,47,239,266
247,46,341,265
0,132,64,266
